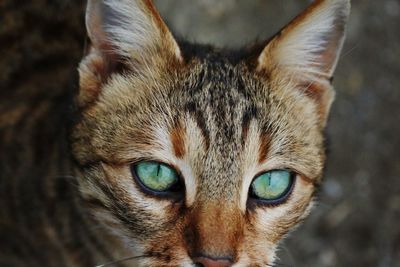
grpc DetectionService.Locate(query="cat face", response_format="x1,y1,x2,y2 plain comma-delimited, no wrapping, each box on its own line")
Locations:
71,0,350,266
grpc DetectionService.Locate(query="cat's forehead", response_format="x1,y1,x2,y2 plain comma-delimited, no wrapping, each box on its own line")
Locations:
83,48,324,192
166,56,262,199
177,51,265,117
180,56,260,128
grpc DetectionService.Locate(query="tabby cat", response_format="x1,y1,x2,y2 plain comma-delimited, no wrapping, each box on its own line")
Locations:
0,0,350,266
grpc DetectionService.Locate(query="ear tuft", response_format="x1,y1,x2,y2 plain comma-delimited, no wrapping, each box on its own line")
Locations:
256,0,350,125
78,0,182,107
86,0,181,61
258,0,350,85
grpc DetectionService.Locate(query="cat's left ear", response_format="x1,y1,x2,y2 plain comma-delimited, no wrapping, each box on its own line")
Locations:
78,0,182,106
257,0,350,124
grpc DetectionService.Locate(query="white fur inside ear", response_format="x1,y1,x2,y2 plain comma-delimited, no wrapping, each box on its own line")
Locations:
102,0,158,57
260,0,350,84
86,0,181,61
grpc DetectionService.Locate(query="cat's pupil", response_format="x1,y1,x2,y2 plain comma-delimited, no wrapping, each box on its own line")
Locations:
134,161,179,192
250,170,293,203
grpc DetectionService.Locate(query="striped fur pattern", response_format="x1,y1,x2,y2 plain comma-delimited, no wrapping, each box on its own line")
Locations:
0,0,350,266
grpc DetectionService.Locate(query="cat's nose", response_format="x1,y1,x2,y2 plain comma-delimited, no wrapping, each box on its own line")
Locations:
193,256,233,267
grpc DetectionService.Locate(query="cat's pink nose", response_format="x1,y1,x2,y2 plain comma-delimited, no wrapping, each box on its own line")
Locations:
193,256,233,267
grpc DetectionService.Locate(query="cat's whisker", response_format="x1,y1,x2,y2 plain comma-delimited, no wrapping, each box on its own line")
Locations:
262,261,294,267
341,42,360,59
95,255,150,267
263,263,292,267
276,244,297,267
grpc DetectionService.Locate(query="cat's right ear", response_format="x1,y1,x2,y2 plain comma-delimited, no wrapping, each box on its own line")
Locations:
255,0,350,126
78,0,182,106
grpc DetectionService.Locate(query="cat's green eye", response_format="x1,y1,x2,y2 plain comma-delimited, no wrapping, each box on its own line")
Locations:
133,161,179,193
250,170,294,203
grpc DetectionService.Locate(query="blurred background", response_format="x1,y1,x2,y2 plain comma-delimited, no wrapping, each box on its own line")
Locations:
1,0,399,266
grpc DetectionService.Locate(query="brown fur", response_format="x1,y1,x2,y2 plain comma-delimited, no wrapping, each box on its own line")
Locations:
0,0,350,266
258,133,271,164
170,121,186,159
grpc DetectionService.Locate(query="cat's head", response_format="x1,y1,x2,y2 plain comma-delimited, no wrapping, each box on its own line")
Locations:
71,0,350,266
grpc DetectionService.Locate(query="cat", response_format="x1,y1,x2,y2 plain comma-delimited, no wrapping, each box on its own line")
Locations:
0,0,350,266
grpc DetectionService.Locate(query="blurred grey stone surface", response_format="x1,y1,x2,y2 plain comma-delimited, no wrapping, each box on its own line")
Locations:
154,0,400,266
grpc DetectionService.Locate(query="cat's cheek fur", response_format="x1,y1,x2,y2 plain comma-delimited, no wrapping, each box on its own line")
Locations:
235,177,314,265
82,164,178,226
80,163,197,265
102,164,170,213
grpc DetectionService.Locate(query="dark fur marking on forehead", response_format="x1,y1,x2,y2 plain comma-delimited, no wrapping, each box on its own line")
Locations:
177,46,269,160
185,60,255,145
236,74,253,99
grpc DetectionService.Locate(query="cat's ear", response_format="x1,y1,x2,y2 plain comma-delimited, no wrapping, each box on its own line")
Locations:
256,0,350,124
78,0,182,106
